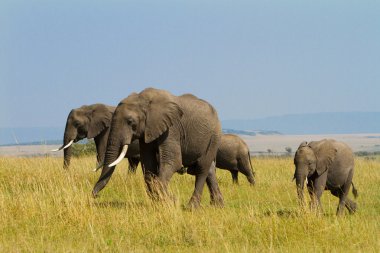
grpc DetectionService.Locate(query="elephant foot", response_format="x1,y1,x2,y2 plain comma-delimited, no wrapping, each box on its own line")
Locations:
210,195,224,208
146,190,162,202
209,187,224,207
92,190,99,199
309,204,323,216
146,187,176,204
336,204,345,216
347,202,357,214
161,193,178,206
248,177,255,186
186,196,201,210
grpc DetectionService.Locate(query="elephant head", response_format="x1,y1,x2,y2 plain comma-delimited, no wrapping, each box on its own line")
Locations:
93,88,183,196
53,104,114,168
293,140,337,205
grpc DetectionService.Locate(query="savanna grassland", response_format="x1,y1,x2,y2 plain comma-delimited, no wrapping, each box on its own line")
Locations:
0,156,379,252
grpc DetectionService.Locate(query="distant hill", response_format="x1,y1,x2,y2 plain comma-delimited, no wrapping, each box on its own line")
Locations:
222,112,380,135
222,129,282,136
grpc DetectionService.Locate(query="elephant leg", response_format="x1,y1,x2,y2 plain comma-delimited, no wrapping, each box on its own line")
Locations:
231,170,239,184
140,143,159,200
309,173,327,214
335,168,355,216
155,163,178,202
206,161,224,207
128,158,139,173
331,189,357,214
187,161,211,209
188,172,208,209
152,141,182,201
344,198,357,214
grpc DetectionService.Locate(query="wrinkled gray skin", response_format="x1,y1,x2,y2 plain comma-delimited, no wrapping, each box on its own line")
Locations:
294,139,358,216
216,134,255,185
93,88,224,208
58,104,140,171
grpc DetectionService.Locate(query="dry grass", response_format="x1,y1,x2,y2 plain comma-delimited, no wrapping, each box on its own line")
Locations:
0,156,379,252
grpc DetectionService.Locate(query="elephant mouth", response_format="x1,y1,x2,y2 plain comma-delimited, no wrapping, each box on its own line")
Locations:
75,136,85,142
108,144,129,167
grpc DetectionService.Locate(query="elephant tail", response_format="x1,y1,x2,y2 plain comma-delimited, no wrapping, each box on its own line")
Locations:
351,182,358,198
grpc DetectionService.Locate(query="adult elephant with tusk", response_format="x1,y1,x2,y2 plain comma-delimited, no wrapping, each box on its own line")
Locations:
53,104,140,171
93,88,224,209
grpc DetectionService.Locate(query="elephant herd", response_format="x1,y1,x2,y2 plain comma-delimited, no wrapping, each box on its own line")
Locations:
53,88,358,215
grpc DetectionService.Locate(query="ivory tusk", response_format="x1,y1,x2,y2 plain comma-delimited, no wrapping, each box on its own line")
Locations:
51,140,74,152
108,145,128,167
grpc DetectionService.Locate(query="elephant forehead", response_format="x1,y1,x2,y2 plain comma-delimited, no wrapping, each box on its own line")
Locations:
295,148,314,159
69,110,85,121
114,104,142,118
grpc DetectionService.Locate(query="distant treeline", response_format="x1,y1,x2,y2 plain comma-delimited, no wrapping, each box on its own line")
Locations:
354,151,380,157
71,141,96,157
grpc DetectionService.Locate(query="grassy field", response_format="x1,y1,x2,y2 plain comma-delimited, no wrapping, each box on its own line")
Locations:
0,156,379,252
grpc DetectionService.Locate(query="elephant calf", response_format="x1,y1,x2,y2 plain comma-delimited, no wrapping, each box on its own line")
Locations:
216,134,255,185
52,103,140,171
294,139,358,216
178,134,255,185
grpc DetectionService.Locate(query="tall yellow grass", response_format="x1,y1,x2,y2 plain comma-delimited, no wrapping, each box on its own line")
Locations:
0,156,379,252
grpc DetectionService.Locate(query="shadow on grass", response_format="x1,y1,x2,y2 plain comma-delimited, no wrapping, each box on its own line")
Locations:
264,208,300,218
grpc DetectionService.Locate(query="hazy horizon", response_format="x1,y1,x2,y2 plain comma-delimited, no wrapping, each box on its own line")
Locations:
1,111,380,128
2,111,380,146
1,1,379,128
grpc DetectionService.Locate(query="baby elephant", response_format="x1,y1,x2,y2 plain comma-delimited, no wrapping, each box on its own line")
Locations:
177,134,255,184
294,139,358,215
216,134,255,185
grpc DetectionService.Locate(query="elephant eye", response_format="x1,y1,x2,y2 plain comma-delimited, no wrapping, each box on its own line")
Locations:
126,117,136,126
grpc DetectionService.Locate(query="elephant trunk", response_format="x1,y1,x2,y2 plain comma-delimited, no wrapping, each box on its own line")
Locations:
62,132,75,168
295,172,306,206
63,146,72,169
92,135,124,197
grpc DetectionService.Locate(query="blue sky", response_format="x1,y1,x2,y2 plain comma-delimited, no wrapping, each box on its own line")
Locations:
1,0,379,128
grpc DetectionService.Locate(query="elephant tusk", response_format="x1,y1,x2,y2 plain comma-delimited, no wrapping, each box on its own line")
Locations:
51,140,74,152
108,145,128,167
93,163,104,172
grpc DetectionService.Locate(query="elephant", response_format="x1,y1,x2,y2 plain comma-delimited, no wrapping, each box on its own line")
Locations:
92,88,224,208
52,104,140,171
293,139,358,215
216,134,255,185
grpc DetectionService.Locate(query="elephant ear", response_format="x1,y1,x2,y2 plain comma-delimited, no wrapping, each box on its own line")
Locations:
144,95,183,143
87,104,114,139
310,140,337,175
